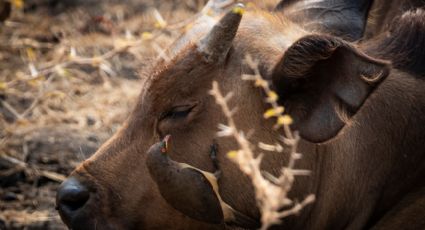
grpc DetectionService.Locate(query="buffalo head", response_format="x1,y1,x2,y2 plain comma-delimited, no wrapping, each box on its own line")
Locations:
56,3,425,230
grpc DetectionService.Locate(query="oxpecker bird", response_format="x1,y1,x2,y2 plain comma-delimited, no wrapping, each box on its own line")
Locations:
146,135,260,229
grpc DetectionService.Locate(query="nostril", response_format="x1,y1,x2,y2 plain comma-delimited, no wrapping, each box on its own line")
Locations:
57,177,90,212
60,189,89,211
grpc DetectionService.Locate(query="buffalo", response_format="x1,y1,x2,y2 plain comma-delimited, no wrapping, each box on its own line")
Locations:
56,1,425,229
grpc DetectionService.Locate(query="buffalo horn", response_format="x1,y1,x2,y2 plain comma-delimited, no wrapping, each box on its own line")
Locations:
198,3,244,62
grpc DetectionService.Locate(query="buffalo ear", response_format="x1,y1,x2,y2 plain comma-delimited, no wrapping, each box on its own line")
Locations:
272,35,390,143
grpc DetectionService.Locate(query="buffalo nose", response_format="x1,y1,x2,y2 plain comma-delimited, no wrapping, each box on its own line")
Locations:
56,177,90,224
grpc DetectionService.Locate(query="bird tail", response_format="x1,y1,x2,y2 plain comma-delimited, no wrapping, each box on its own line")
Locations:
227,210,260,229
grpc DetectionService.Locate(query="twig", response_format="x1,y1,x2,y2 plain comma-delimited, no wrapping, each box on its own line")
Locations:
209,54,315,229
0,154,66,183
0,210,59,227
0,99,23,119
20,75,55,118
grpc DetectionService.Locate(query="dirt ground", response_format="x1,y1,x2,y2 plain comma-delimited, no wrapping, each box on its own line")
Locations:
0,0,282,229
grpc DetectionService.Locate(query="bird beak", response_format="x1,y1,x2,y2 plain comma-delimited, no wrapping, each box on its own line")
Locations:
161,135,171,153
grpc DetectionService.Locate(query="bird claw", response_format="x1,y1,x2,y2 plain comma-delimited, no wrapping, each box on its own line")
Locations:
214,170,222,179
209,140,221,179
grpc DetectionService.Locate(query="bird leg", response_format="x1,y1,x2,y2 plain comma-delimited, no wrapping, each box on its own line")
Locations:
209,140,221,179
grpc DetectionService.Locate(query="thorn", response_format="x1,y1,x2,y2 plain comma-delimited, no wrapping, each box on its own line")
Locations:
229,107,238,116
224,91,234,102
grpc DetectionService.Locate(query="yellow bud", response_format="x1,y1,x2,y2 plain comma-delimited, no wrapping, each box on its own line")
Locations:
227,150,238,159
12,0,24,9
263,108,275,119
277,115,293,125
264,106,285,119
266,91,278,102
55,66,70,78
254,78,267,87
28,76,45,87
232,6,245,15
26,48,36,62
141,32,153,40
154,21,167,29
0,82,7,90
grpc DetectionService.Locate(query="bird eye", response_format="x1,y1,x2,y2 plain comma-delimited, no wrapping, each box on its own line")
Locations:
160,105,195,120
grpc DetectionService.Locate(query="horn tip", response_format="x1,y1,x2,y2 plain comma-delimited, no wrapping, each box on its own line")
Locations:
232,3,245,16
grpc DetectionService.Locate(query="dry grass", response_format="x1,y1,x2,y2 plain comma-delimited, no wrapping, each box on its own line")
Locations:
0,0,208,228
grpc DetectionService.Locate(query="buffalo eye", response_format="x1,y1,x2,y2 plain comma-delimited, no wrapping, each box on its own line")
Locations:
160,104,196,121
157,103,199,137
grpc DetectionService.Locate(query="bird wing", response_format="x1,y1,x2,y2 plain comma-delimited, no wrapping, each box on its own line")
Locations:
156,164,224,224
179,163,234,219
179,163,260,229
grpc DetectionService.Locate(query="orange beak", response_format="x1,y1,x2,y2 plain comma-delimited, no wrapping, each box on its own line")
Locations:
161,135,171,153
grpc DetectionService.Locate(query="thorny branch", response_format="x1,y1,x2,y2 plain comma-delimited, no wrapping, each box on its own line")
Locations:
209,55,315,230
0,153,66,183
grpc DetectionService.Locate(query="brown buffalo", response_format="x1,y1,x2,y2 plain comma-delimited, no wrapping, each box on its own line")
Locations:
56,2,425,230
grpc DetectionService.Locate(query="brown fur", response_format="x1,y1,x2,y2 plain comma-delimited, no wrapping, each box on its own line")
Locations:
58,5,425,230
364,9,425,76
364,0,425,39
276,0,374,41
